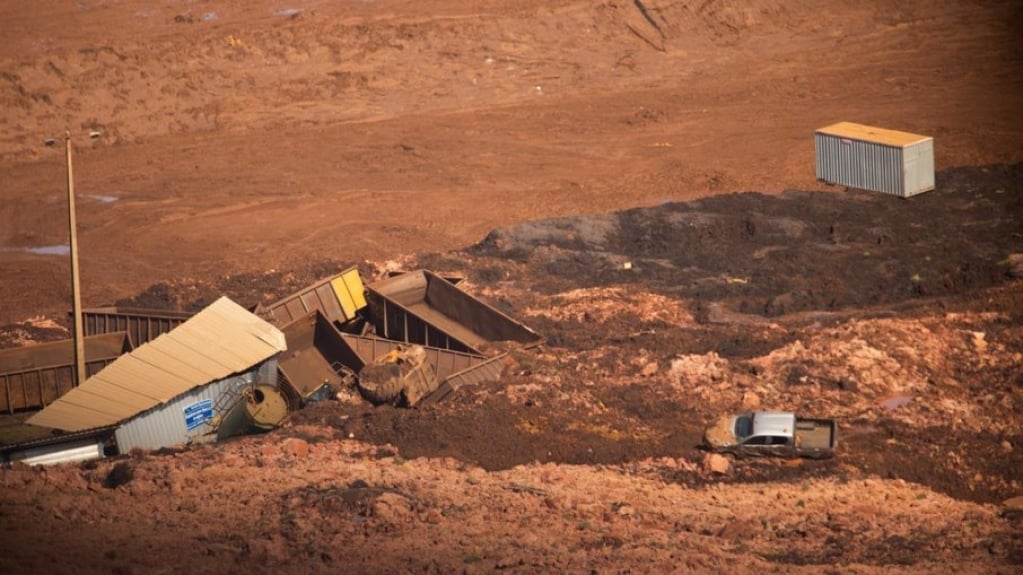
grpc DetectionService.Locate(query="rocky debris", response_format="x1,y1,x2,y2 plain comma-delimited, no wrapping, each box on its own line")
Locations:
521,287,695,326
703,453,732,475
103,462,134,489
281,437,310,459
356,345,439,407
638,361,659,377
1007,253,1023,278
0,317,69,349
0,438,1017,574
703,415,735,449
741,391,761,410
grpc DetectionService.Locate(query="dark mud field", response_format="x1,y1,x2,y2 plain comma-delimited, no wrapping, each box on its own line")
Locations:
281,165,1023,505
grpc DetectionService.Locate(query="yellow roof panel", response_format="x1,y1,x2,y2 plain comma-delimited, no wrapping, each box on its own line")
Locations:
816,122,931,147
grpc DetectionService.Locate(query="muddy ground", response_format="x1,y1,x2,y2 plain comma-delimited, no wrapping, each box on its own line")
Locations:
1,1,1022,573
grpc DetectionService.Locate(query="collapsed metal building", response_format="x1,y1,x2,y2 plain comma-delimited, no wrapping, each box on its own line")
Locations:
26,297,288,452
6,267,541,464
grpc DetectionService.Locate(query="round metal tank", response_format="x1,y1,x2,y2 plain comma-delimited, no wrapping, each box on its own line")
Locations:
246,384,289,430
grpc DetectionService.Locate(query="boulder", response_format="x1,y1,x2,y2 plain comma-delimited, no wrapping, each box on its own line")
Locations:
282,437,310,459
703,453,731,475
1007,253,1023,278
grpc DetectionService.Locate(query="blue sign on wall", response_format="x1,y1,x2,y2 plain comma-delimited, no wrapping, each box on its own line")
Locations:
184,399,214,431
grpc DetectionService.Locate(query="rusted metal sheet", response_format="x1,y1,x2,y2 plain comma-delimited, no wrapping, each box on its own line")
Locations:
258,266,367,327
277,313,360,400
420,354,508,406
339,332,493,381
366,270,542,355
385,270,466,287
0,332,132,414
74,307,192,346
278,311,505,405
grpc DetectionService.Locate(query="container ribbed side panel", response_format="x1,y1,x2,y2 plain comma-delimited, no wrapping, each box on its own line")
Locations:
114,365,266,452
815,133,906,196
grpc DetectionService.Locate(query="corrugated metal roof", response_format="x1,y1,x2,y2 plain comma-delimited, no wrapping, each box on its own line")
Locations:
27,297,286,432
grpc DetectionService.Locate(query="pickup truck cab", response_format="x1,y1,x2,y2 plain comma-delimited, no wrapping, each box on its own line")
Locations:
704,411,837,459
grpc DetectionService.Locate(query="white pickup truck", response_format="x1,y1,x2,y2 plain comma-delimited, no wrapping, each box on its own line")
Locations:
703,411,837,459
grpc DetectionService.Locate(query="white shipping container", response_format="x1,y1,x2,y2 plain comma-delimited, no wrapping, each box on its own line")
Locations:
815,122,934,197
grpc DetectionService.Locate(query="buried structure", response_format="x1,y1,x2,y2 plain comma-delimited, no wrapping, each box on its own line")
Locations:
274,268,540,408
0,331,133,414
7,268,541,463
365,269,543,354
25,297,288,455
277,311,510,408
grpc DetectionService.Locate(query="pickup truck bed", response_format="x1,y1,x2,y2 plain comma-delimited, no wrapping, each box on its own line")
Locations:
794,418,836,450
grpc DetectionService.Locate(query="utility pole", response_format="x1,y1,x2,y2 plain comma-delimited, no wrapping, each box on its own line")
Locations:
66,132,87,387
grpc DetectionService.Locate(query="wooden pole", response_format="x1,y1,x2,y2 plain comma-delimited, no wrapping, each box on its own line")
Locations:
66,132,87,387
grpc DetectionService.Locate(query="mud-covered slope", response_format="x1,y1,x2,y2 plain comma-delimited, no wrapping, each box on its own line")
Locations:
2,165,1021,573
473,164,1023,315
1,0,1022,572
2,0,1021,163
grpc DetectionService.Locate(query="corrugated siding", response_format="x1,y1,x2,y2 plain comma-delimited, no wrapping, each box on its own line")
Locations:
815,133,906,195
27,297,287,432
260,266,366,327
0,332,130,413
114,368,260,451
420,354,508,406
814,123,935,197
443,354,507,390
79,307,192,346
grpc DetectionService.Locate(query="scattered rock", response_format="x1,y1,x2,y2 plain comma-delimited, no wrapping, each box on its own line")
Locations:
1003,495,1023,511
282,437,310,459
372,492,413,524
971,331,987,351
221,454,244,467
741,391,760,409
639,362,659,377
717,517,759,540
703,453,731,475
544,494,566,510
1007,253,1023,278
104,462,134,489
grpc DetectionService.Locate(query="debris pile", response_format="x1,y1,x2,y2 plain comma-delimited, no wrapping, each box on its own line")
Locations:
2,268,540,464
